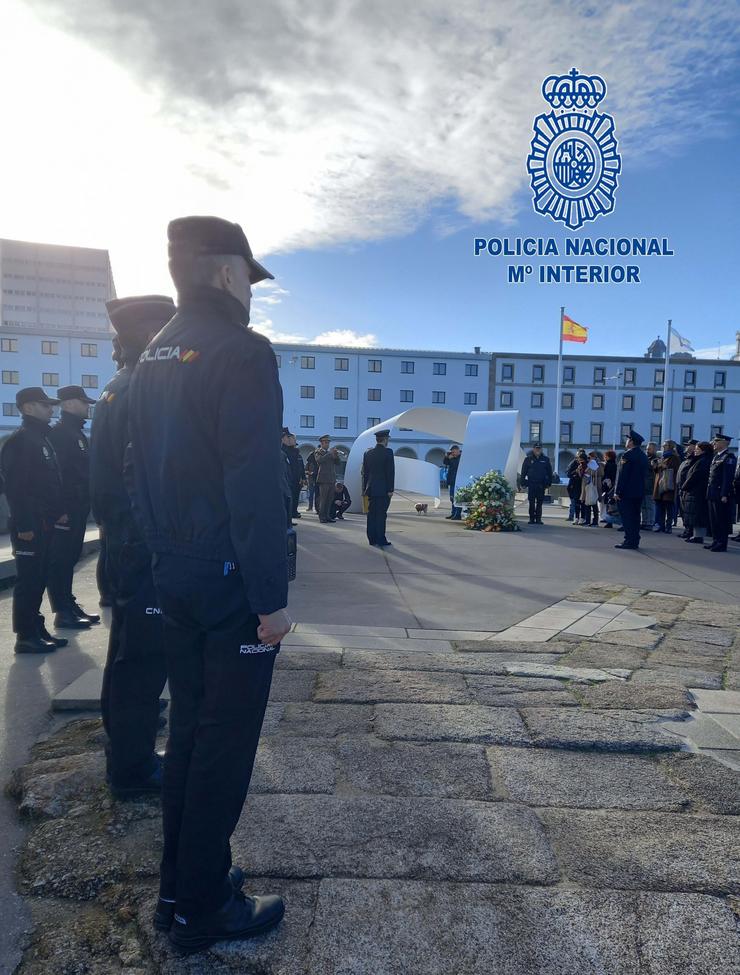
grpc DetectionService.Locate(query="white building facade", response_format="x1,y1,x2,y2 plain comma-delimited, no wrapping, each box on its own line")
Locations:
0,238,117,434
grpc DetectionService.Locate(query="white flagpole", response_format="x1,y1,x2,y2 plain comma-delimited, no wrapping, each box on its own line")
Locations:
660,319,671,443
553,306,564,473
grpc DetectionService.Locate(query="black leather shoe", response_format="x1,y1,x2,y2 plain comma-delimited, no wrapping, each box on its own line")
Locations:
110,761,162,801
704,543,718,550
614,543,638,550
169,889,285,955
71,601,101,624
15,635,57,654
54,610,92,630
687,537,704,544
37,623,68,648
381,541,392,547
154,867,246,932
527,519,535,524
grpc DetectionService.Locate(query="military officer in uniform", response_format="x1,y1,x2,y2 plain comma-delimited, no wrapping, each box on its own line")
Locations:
47,385,100,628
128,216,289,954
362,429,395,547
0,387,68,652
614,429,648,550
91,296,175,801
705,432,736,552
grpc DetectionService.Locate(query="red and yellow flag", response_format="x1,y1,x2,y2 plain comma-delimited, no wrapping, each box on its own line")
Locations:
562,314,588,343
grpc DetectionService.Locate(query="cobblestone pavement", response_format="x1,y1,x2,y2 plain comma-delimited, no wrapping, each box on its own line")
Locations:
8,582,740,974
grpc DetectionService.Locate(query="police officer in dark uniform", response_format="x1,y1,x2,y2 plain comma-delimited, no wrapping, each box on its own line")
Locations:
90,296,175,800
47,385,100,627
614,429,648,550
281,429,305,521
97,339,125,608
362,430,395,547
0,387,68,652
127,217,289,954
705,432,737,552
520,442,553,525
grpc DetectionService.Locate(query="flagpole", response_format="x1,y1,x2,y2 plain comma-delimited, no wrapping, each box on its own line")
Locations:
554,306,564,474
660,319,671,443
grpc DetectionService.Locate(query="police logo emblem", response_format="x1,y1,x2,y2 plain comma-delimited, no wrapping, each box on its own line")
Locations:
42,446,51,459
527,68,621,230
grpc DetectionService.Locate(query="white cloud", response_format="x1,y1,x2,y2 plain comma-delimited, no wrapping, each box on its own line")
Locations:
694,343,738,360
310,329,378,347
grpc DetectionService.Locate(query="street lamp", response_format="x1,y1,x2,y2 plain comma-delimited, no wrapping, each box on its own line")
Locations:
607,371,623,451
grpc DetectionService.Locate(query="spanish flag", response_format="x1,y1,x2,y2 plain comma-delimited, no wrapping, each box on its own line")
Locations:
562,314,588,343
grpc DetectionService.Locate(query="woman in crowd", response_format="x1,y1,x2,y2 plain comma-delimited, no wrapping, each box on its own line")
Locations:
600,449,617,524
568,450,587,524
652,441,681,533
580,451,603,526
680,441,711,544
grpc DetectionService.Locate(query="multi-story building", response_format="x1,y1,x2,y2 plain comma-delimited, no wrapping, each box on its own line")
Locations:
274,343,490,464
0,238,116,434
489,347,740,473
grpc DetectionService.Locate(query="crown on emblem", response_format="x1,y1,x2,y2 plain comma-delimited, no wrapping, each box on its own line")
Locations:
542,67,606,110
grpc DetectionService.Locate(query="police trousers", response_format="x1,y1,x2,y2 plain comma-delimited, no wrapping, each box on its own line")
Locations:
10,522,53,637
47,505,88,612
100,534,166,786
367,494,390,544
527,485,545,522
617,497,642,548
708,500,732,548
152,553,278,919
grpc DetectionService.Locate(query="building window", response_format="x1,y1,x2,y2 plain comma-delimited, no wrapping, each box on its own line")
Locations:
623,367,636,385
1,338,18,352
684,369,696,387
367,417,381,427
529,420,542,442
433,362,447,376
368,359,382,373
682,396,695,412
712,397,725,413
432,391,446,404
621,422,633,441
334,387,349,400
593,366,606,385
680,424,694,442
652,395,663,411
300,386,315,399
563,365,575,384
714,370,726,388
531,392,543,408
500,391,513,408
42,372,59,386
465,363,478,377
300,415,315,428
2,370,19,384
42,340,58,355
560,421,573,444
562,392,574,409
401,360,415,374
334,416,348,429
592,393,604,410
464,392,478,405
81,375,98,389
368,388,381,401
501,363,514,381
532,364,544,383
300,356,315,369
81,343,98,357
650,423,662,442
710,425,724,439
622,394,634,411
335,357,349,371
590,422,603,443
400,389,414,403
654,368,664,387
3,403,20,416
275,354,281,367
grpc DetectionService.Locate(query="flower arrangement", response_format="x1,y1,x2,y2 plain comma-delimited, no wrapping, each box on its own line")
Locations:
453,470,521,532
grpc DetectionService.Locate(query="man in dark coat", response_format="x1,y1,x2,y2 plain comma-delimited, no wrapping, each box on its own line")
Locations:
362,430,395,546
520,442,553,525
281,430,305,520
47,385,100,627
614,429,648,550
681,442,711,544
0,388,67,653
127,216,288,953
443,445,462,519
675,440,697,538
332,479,352,519
91,296,175,802
705,432,737,552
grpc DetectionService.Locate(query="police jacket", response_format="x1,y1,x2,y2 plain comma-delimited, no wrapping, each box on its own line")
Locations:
48,412,90,512
282,444,305,486
615,446,648,500
706,450,737,502
444,453,461,489
362,444,395,497
0,415,64,532
127,285,288,616
520,452,553,489
90,360,139,537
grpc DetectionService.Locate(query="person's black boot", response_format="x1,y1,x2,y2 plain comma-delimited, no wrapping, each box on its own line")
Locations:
169,889,285,955
154,868,246,932
37,621,68,648
71,600,101,624
15,635,57,654
54,610,92,630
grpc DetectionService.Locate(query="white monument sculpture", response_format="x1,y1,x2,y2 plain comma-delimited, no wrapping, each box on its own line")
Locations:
344,409,522,513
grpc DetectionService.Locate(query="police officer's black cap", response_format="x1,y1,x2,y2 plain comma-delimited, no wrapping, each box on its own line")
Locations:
628,429,644,445
16,386,59,408
685,438,698,446
57,384,96,405
532,441,542,448
106,295,176,344
375,430,391,440
282,427,292,436
712,431,731,442
167,216,274,285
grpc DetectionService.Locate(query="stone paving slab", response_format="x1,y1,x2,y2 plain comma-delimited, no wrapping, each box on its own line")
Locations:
661,713,740,750
457,639,569,654
277,648,343,670
589,628,664,650
251,738,337,794
295,623,409,638
267,703,374,738
630,667,723,690
466,675,578,708
559,644,650,671
283,633,455,653
313,670,471,704
51,667,170,711
690,688,740,713
236,796,559,884
406,628,496,641
374,704,531,745
650,638,728,668
503,662,631,683
540,808,740,894
343,649,564,674
489,626,561,642
668,622,735,648
269,670,318,702
520,708,685,752
657,753,740,815
576,681,694,711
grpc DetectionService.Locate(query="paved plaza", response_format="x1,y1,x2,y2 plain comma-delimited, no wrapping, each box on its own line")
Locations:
1,496,739,973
